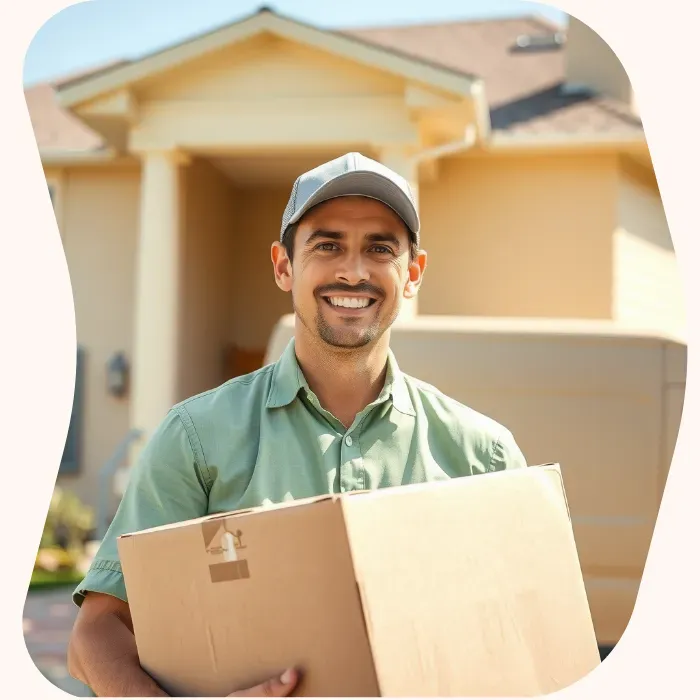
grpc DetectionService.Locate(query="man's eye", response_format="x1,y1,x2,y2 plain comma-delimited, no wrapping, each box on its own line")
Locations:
370,245,393,254
316,243,338,251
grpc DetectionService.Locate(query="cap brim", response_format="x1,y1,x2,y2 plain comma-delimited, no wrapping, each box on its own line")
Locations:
286,170,420,237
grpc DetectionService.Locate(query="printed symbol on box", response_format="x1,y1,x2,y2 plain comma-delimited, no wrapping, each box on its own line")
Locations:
202,521,250,583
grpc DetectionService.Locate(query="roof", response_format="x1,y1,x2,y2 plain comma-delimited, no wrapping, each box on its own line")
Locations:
26,59,131,154
29,13,643,155
55,9,479,101
344,17,642,137
488,85,643,136
25,82,104,152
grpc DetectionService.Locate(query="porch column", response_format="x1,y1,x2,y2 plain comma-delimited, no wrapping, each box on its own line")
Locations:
131,149,189,440
379,147,419,319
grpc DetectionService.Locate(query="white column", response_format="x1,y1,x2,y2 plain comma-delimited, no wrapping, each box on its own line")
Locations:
131,150,189,440
379,147,420,319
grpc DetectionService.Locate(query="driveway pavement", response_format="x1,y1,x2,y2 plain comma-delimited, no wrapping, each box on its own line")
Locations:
23,588,92,696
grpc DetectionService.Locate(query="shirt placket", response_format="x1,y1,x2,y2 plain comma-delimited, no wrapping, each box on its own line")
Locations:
302,387,389,494
339,397,388,492
339,423,364,493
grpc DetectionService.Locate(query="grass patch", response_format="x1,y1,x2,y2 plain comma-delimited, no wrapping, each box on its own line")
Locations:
29,568,83,592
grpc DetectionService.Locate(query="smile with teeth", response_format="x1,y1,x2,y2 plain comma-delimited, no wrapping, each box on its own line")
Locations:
325,296,375,309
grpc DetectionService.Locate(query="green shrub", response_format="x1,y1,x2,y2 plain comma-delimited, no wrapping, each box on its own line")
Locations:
40,487,95,552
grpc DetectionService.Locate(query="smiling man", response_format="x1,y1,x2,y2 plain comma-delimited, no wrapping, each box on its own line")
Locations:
67,153,527,697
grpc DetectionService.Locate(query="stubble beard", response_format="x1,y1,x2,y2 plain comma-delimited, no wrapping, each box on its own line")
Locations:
293,296,398,350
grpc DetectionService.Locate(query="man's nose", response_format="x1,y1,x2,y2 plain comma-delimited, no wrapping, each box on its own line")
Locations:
335,252,369,286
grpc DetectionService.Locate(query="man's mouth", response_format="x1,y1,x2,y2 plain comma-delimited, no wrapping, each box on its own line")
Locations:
322,296,377,310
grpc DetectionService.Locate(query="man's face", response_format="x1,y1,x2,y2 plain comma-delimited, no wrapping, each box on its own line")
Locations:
272,196,427,350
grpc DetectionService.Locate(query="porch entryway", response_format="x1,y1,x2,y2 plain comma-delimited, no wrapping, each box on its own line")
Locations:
177,148,416,401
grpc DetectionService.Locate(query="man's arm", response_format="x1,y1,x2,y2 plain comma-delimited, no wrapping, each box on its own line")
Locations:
68,592,168,697
68,408,301,697
68,593,298,697
67,409,206,694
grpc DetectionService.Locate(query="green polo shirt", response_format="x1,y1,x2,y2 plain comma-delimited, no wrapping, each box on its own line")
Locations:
73,338,526,607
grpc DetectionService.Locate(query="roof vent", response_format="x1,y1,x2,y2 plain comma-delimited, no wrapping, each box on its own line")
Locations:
558,82,594,97
511,32,566,52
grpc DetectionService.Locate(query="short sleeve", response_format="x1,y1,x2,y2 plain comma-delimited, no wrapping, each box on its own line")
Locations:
72,409,209,606
490,429,528,472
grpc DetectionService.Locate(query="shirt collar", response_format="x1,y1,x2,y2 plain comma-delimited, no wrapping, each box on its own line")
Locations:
266,338,308,408
266,338,416,416
380,346,416,416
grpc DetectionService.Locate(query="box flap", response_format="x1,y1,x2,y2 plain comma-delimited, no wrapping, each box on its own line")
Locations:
340,465,598,697
118,490,378,542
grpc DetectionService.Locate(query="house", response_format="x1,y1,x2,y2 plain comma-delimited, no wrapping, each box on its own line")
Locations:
27,8,683,520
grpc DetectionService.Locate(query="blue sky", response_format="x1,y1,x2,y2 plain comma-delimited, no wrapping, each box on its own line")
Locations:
23,0,568,86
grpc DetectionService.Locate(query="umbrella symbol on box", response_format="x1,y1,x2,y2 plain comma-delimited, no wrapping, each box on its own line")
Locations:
201,522,250,583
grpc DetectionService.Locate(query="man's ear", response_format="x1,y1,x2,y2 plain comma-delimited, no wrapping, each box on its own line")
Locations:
271,242,293,292
403,249,427,300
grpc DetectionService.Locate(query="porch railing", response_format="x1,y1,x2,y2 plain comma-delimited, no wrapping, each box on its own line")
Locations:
96,428,143,540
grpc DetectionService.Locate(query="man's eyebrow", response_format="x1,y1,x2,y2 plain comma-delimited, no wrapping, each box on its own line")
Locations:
365,232,402,247
304,230,344,246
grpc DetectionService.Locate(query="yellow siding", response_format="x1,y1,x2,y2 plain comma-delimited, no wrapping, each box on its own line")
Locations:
58,166,141,507
135,34,405,101
229,186,293,352
613,173,686,339
419,153,618,319
43,167,66,240
129,35,417,151
130,96,417,151
178,158,238,400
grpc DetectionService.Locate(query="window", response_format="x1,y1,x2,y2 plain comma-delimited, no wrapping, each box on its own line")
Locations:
60,346,85,474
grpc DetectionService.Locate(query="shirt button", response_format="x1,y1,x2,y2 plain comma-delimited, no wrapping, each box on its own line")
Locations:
345,436,353,447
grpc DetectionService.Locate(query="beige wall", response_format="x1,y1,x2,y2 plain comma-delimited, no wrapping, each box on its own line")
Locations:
56,166,141,508
230,186,293,351
419,153,618,319
565,16,633,107
612,163,685,339
131,34,417,150
178,158,239,400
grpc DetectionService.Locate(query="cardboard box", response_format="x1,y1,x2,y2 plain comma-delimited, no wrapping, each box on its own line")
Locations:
117,464,600,697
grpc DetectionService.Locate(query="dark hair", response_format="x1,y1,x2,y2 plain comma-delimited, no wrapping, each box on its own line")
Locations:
281,221,418,263
281,222,300,263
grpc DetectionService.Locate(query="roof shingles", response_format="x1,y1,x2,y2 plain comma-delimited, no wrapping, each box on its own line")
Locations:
25,82,104,153
488,85,644,135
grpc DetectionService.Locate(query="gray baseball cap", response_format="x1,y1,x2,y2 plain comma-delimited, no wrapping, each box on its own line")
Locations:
280,152,420,245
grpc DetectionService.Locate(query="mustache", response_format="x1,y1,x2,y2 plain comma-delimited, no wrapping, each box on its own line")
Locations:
315,282,384,299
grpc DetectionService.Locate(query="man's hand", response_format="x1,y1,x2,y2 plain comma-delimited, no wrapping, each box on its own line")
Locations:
229,669,299,697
